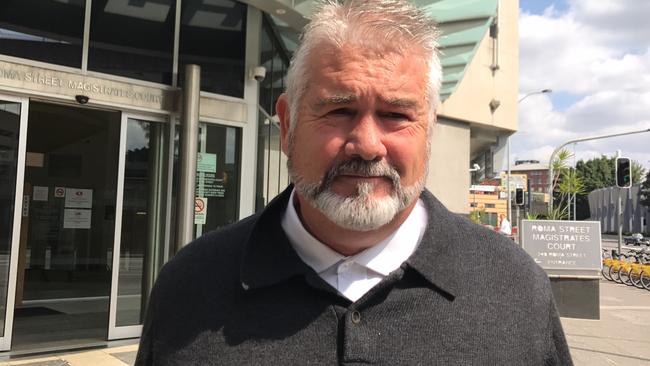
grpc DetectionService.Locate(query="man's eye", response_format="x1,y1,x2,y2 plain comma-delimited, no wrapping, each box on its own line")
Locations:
328,108,355,116
379,112,409,121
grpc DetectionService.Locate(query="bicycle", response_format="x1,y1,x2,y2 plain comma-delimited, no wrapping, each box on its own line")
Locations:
602,249,616,281
641,267,650,290
629,263,650,289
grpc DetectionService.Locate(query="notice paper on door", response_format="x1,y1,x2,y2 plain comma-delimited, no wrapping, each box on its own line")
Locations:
196,153,217,173
63,209,92,229
65,188,93,208
33,186,48,201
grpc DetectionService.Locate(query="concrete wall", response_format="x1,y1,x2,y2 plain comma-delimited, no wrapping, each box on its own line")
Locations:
588,185,650,234
426,117,471,214
437,0,519,133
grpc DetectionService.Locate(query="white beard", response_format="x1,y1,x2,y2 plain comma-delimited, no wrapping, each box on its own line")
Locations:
289,159,425,231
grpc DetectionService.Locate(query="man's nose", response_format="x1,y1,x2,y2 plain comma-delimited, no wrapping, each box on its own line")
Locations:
344,114,387,161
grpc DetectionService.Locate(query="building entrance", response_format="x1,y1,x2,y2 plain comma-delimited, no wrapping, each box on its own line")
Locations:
11,101,121,350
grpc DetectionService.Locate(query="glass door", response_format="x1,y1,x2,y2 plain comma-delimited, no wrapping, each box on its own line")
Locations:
12,101,121,350
0,95,28,351
194,122,242,238
108,113,168,340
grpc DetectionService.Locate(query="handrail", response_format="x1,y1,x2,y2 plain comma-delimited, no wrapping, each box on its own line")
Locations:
258,105,281,129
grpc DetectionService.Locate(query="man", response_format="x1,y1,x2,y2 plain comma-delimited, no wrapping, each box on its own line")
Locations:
136,1,572,365
499,214,512,236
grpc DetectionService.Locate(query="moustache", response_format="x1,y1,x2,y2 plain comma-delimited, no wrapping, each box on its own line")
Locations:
317,159,401,194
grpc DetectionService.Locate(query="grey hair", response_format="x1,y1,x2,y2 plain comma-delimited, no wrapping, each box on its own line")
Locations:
284,0,442,132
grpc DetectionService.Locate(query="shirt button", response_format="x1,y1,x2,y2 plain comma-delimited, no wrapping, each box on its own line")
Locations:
351,311,361,324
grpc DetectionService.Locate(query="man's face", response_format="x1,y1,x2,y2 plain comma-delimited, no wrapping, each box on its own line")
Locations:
279,43,432,230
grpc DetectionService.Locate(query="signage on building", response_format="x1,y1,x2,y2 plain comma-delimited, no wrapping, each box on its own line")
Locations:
0,60,174,111
470,185,497,192
520,220,601,271
500,173,527,191
65,188,93,208
33,186,48,201
196,152,217,173
194,197,207,225
54,187,66,198
63,208,92,229
196,173,226,198
196,153,225,198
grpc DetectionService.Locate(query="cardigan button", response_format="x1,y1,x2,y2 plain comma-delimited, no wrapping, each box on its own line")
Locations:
351,311,361,324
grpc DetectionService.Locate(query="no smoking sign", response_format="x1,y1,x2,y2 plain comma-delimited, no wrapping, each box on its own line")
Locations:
54,186,66,198
194,197,207,225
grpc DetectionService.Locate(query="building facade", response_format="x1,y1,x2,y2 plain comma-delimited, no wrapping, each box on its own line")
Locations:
469,183,507,227
510,160,550,193
0,0,518,353
506,160,550,215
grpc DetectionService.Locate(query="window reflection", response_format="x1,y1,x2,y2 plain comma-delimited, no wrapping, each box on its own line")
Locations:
179,0,247,97
89,0,175,84
0,0,85,68
117,118,165,326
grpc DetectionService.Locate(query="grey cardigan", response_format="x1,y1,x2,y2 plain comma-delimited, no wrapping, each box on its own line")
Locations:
136,188,572,365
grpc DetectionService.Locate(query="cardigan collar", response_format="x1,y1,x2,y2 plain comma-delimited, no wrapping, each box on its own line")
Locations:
239,186,461,299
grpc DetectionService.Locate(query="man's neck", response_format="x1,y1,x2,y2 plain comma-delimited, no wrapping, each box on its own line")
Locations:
293,193,418,256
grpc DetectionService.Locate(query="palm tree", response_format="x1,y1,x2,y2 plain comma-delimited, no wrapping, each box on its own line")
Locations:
550,148,586,220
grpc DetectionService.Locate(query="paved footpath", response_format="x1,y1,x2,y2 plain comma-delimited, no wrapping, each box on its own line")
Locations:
2,279,649,366
562,279,650,366
0,344,137,366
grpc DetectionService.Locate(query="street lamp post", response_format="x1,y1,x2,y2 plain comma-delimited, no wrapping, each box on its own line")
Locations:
508,89,552,223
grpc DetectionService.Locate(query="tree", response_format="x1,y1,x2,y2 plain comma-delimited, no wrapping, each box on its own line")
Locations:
550,148,572,195
632,161,647,187
549,148,586,220
469,208,487,225
574,156,647,219
556,169,586,219
641,169,650,209
576,155,646,191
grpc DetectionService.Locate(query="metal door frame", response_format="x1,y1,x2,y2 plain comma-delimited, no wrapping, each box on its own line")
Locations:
108,111,168,340
199,116,248,220
0,94,29,351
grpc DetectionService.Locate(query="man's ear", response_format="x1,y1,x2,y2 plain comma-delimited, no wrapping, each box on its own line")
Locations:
277,93,291,155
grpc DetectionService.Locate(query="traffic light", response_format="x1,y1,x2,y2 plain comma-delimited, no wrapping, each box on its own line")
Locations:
515,188,524,205
616,157,631,188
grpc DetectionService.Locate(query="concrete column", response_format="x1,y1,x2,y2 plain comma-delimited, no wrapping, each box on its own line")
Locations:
175,64,201,252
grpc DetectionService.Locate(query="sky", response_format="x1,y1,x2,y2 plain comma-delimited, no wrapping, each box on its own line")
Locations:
515,0,650,171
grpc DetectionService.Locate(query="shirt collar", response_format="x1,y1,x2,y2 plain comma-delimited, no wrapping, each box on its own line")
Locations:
282,189,428,277
281,189,344,273
240,186,463,299
356,199,427,276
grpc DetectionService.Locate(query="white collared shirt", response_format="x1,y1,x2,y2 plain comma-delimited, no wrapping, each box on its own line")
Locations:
281,189,428,302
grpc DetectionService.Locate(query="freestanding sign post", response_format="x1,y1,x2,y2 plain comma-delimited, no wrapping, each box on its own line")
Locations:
521,220,602,319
